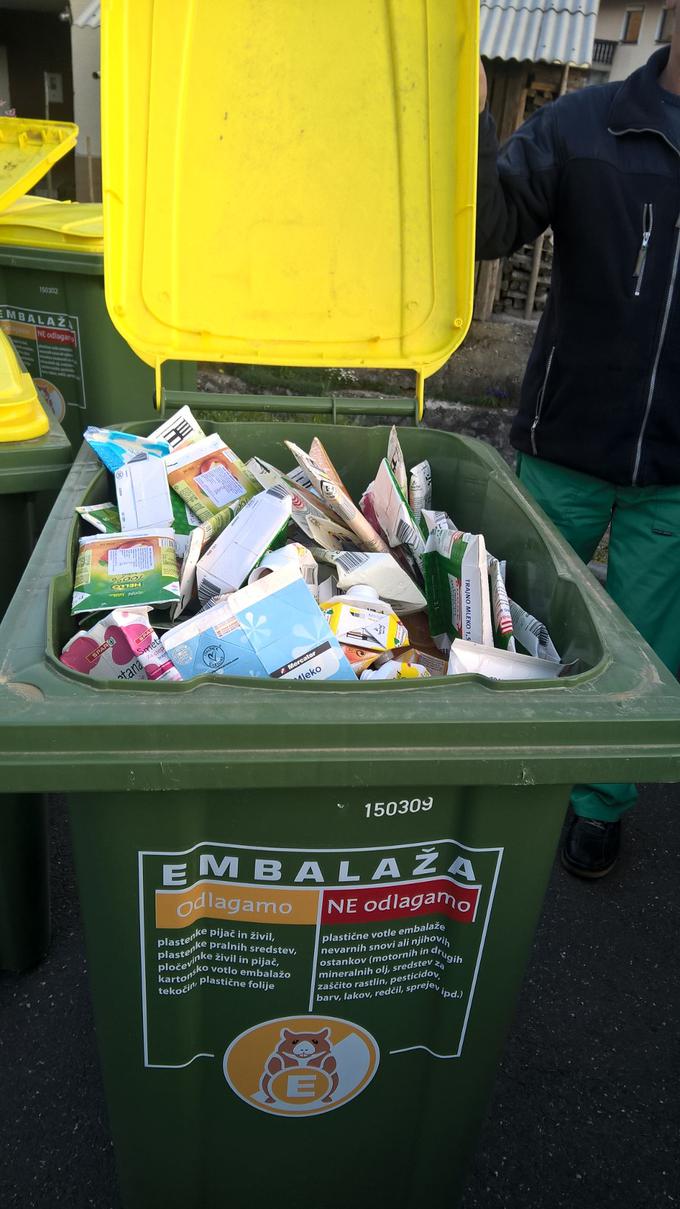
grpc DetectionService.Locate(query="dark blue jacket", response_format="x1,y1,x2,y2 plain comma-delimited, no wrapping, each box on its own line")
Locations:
477,48,680,487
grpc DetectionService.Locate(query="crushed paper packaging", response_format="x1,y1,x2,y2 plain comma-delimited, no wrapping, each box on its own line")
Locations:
286,465,317,493
170,492,201,559
162,600,267,680
489,557,515,651
509,600,561,662
115,455,173,532
148,405,206,452
322,585,409,653
409,461,432,527
249,542,318,597
172,509,233,620
361,659,429,681
305,515,362,550
286,440,388,554
71,530,180,615
61,607,181,682
246,456,344,540
424,528,493,652
422,509,458,535
340,644,383,674
363,459,426,574
75,503,121,534
392,647,448,677
447,639,566,681
309,437,353,498
227,565,356,682
314,550,426,615
167,434,257,522
196,490,292,605
84,427,170,473
387,426,408,496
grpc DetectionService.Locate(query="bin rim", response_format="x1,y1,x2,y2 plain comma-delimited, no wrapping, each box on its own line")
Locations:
2,421,679,792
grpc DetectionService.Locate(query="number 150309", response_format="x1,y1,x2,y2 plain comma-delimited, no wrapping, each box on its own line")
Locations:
364,797,433,819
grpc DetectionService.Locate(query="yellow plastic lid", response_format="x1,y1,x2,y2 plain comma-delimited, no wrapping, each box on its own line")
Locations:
102,0,478,413
0,117,79,213
0,329,49,442
0,198,103,252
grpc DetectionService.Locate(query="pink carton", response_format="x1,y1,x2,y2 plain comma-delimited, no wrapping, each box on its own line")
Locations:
60,608,181,682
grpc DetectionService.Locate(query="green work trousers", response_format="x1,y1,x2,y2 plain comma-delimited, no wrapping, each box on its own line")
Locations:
518,454,680,822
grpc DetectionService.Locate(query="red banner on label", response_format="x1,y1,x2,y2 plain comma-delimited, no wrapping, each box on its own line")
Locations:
320,878,480,925
36,326,76,346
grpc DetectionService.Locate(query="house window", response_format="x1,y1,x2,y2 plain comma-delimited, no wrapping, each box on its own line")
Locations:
622,7,644,43
657,6,675,42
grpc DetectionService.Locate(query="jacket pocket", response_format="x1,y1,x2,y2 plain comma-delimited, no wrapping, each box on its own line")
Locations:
633,203,654,297
530,345,556,456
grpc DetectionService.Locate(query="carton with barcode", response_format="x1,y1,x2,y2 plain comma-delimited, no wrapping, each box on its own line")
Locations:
509,600,561,662
423,528,493,652
195,490,292,606
361,458,426,576
71,531,180,615
285,440,389,554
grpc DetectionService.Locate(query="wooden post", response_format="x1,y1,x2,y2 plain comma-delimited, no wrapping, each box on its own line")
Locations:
559,63,571,96
524,231,545,318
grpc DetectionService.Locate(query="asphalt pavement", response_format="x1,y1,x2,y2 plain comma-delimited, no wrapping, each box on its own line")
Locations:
1,788,679,1209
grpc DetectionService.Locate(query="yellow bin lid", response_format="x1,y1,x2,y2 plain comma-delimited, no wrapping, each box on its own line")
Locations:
0,197,104,253
0,117,79,213
0,329,50,442
101,0,479,415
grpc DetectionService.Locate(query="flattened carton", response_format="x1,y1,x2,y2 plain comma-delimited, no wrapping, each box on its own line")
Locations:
72,531,180,615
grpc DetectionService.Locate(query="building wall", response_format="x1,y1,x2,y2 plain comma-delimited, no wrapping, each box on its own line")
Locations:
70,0,102,200
593,0,672,81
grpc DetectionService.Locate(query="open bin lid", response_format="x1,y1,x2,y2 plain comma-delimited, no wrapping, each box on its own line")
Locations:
101,0,479,410
0,117,78,212
0,197,103,252
0,329,49,442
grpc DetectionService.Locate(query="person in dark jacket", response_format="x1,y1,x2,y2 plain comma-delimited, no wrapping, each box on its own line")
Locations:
477,24,680,879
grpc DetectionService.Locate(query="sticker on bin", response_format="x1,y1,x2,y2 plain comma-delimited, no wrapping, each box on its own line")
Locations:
71,531,180,615
227,565,356,681
61,608,181,682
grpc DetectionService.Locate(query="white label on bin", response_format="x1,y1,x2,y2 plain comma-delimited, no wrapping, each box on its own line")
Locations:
138,825,503,1077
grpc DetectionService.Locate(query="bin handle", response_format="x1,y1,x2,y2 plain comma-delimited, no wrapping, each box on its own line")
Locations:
158,388,421,423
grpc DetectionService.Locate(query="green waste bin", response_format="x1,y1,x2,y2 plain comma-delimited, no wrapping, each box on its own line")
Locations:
0,343,71,972
1,415,679,1206
0,233,197,450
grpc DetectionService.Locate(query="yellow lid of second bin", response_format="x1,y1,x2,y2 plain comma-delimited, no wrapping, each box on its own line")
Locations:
0,329,49,442
0,198,104,253
0,117,79,213
101,0,479,406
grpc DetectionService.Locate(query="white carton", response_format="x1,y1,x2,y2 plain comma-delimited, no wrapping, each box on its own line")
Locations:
316,550,426,614
196,489,292,605
115,455,173,532
447,640,566,681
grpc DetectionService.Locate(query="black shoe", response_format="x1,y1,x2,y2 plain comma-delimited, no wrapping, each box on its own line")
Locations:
561,816,621,879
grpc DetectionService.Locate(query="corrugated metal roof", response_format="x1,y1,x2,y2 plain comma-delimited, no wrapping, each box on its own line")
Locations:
480,0,599,68
73,1,101,27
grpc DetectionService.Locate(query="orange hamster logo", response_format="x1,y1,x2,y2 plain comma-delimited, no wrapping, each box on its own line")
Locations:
224,1015,379,1117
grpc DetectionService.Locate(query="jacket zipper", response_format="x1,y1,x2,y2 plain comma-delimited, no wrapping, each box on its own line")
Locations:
632,208,680,483
610,126,680,484
530,345,556,456
634,202,653,296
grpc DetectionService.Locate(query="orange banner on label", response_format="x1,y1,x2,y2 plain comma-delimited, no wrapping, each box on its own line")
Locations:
1,320,37,340
156,882,319,928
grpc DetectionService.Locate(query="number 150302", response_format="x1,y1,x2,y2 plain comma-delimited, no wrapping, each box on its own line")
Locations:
364,797,433,819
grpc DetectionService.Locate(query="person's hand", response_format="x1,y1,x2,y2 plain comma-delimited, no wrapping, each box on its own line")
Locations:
479,59,487,113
